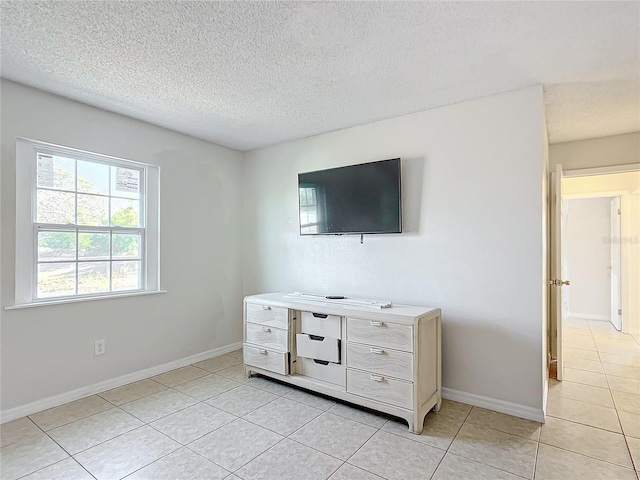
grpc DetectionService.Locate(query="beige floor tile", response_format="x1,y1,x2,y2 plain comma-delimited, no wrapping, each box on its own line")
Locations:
124,447,229,480
588,320,617,331
540,416,632,468
604,362,640,380
564,327,593,338
236,438,342,480
327,402,389,428
626,435,640,471
564,357,604,373
448,422,537,478
192,354,241,373
436,399,473,421
608,375,640,395
151,366,208,387
98,379,167,405
119,389,197,423
564,336,597,351
329,463,384,480
600,351,640,368
0,417,41,448
618,410,640,438
596,341,640,355
150,403,235,444
29,395,112,431
349,431,445,480
546,396,622,432
174,373,241,400
206,385,278,416
0,433,68,480
432,452,523,480
466,407,541,440
548,379,614,408
564,347,600,361
612,390,640,414
285,388,337,411
20,458,93,480
48,408,143,454
75,426,180,480
564,318,590,329
245,376,294,395
243,397,322,435
562,367,609,388
382,412,463,451
535,443,637,479
226,349,244,360
290,412,376,460
216,364,255,384
188,418,282,471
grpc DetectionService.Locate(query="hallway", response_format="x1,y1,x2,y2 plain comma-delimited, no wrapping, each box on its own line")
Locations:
547,317,640,478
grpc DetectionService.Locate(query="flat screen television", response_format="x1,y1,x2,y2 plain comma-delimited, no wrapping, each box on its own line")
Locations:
298,158,402,235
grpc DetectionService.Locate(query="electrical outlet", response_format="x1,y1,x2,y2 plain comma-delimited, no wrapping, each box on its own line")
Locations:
95,339,105,356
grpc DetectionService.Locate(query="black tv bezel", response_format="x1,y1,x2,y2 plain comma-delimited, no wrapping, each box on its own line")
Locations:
297,158,402,236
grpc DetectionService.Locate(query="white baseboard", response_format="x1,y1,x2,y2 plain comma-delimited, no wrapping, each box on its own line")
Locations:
566,312,610,322
442,387,545,423
1,342,242,424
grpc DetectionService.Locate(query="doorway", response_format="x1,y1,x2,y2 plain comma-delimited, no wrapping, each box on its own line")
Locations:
549,166,640,382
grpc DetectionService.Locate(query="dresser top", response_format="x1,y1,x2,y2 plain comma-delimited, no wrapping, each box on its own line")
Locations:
245,292,439,324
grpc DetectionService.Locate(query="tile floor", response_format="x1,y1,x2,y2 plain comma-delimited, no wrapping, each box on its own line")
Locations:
1,322,639,480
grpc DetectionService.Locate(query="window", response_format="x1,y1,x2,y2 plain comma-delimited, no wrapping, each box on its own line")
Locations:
299,186,320,234
15,139,160,305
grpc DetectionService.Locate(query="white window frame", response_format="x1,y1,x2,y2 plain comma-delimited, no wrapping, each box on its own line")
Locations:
14,138,160,306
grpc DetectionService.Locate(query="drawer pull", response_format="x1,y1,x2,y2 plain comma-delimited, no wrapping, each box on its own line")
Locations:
261,305,271,310
370,374,385,382
258,349,268,355
370,347,385,355
262,327,271,333
312,313,328,318
369,321,384,327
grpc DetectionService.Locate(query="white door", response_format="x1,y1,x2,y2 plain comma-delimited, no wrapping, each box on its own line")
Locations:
554,164,565,380
610,197,622,331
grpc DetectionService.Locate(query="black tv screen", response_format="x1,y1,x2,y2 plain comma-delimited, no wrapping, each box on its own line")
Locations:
298,158,402,235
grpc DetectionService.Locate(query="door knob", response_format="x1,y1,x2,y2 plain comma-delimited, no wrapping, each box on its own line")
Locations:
548,279,571,286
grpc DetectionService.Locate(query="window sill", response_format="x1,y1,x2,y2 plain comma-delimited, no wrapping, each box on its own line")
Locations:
4,290,167,310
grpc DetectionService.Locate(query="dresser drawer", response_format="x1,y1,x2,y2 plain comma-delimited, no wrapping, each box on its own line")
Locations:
246,303,289,329
246,323,288,351
296,334,340,363
347,369,413,409
301,311,341,338
346,343,413,381
347,318,413,352
301,358,345,387
243,344,289,375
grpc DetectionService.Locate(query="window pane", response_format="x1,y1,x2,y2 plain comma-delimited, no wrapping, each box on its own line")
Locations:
37,190,75,224
79,232,110,260
78,262,110,294
299,188,308,206
37,154,75,191
78,160,109,195
112,261,141,291
111,166,141,199
111,198,140,227
77,194,109,226
37,263,76,298
38,231,76,261
113,233,140,259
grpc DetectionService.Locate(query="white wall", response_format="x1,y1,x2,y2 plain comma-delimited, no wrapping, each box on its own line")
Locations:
550,132,640,171
564,198,612,320
243,86,547,415
1,79,245,411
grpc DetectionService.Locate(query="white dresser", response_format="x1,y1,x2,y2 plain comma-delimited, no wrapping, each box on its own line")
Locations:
243,292,441,434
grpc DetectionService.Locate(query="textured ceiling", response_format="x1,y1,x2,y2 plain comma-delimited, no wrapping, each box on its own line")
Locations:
1,1,638,151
